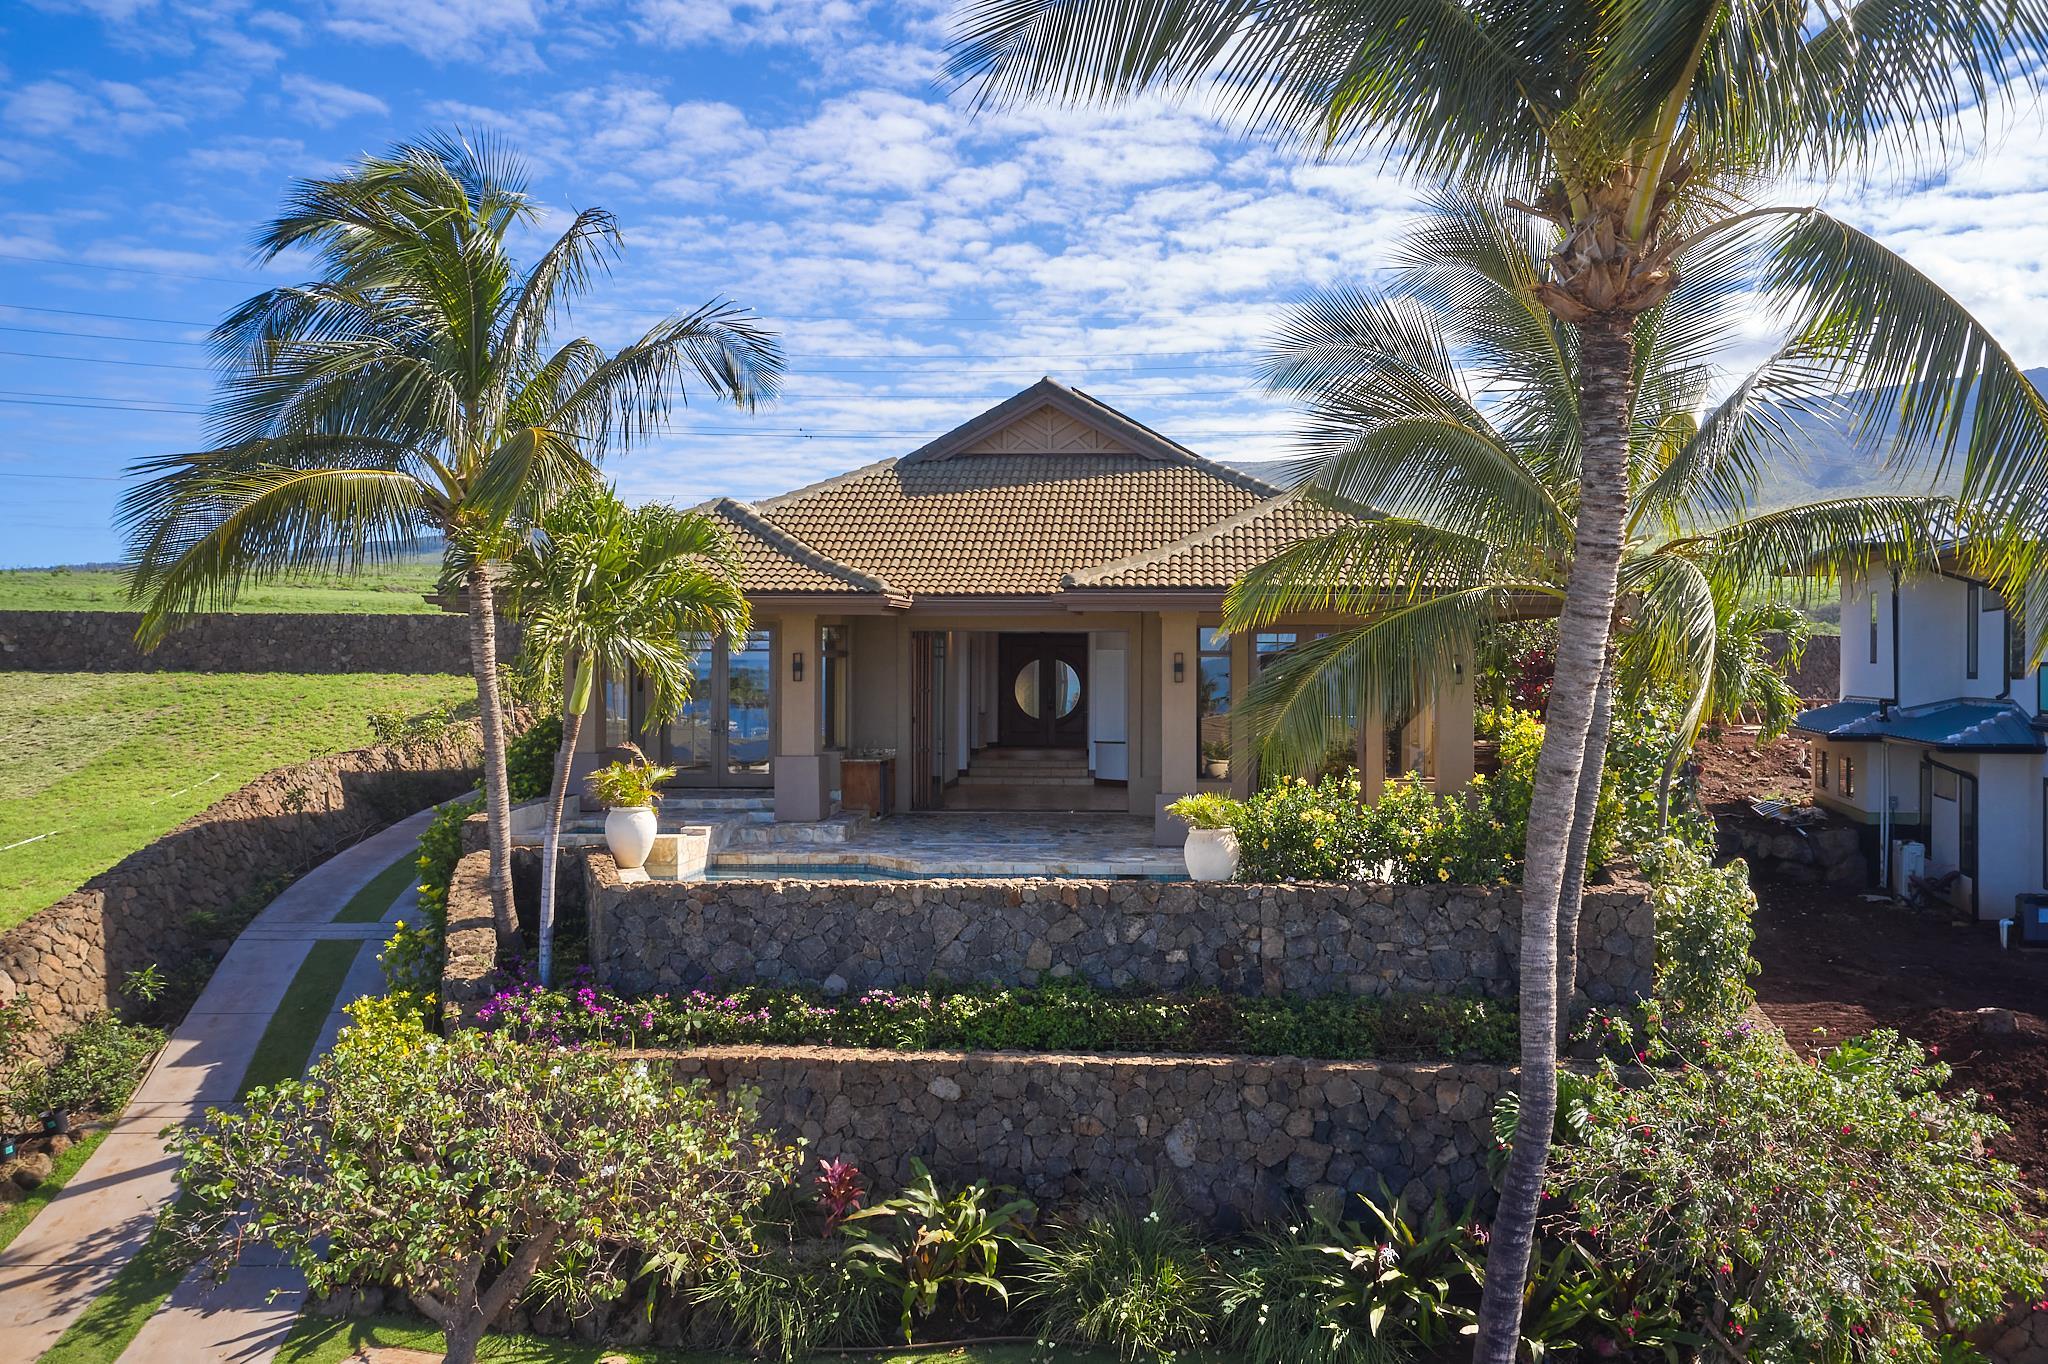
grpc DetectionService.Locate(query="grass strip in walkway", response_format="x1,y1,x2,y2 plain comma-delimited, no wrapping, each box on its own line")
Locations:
280,1312,1127,1362
332,852,419,923
0,1126,111,1256
239,939,365,1099
36,939,370,1363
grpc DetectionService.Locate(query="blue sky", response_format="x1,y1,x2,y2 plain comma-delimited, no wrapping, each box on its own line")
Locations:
4,1,2048,569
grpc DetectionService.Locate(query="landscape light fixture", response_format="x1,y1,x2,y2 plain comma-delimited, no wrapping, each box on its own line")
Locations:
1173,652,1185,683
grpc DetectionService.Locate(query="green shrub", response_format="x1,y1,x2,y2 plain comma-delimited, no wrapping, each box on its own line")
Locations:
1550,1026,2048,1363
1216,1213,1424,1364
378,793,480,1007
841,1158,1034,1343
10,1013,164,1121
505,715,560,802
1642,837,1758,1034
172,1003,803,1364
475,975,1520,1064
1164,792,1238,830
1022,1194,1217,1360
1231,774,1377,881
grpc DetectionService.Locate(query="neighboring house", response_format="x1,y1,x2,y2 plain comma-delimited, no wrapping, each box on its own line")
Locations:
579,379,1476,843
1795,561,2048,920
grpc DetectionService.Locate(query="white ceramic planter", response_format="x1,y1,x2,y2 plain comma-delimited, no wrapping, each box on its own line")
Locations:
1183,826,1239,882
605,806,659,871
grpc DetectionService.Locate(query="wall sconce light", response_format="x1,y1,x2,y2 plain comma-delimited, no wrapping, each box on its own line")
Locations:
1173,652,1185,683
791,652,805,682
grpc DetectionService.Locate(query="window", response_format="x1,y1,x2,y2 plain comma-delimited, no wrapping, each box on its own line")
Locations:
725,629,774,774
1840,756,1856,798
601,667,633,749
1868,589,1880,665
2010,589,2032,684
820,625,847,749
664,634,716,769
1817,748,1829,790
1967,583,1981,679
1197,627,1232,779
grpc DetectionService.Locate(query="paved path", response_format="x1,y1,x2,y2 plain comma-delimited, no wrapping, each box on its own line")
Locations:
0,807,438,1363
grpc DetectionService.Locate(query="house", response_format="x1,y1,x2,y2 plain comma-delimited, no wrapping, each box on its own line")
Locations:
1795,561,2048,920
580,379,1477,844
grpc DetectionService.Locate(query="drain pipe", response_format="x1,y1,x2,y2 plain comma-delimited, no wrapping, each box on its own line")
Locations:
1878,740,1892,892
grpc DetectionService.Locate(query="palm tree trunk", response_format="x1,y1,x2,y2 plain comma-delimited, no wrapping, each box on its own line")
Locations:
465,559,518,946
1475,315,1637,1363
536,675,583,988
1554,654,1615,1042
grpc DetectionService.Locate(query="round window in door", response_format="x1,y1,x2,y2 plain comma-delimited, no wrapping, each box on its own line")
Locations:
1012,660,1081,718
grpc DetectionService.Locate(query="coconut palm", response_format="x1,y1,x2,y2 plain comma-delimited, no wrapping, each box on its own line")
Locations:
119,132,784,946
947,7,2048,1340
504,485,749,986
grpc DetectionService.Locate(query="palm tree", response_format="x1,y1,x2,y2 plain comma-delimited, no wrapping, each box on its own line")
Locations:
119,132,784,947
504,485,749,986
945,9,2048,1344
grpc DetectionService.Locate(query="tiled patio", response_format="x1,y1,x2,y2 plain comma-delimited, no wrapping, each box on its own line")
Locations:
710,811,1185,878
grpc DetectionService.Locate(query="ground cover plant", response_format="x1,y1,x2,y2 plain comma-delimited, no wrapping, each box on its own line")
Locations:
0,669,473,927
0,562,442,614
472,974,1520,1064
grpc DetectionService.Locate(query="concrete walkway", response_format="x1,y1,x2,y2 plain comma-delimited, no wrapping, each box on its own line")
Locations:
0,807,439,1363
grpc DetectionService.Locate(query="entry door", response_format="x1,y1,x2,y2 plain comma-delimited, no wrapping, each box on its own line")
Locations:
998,633,1088,747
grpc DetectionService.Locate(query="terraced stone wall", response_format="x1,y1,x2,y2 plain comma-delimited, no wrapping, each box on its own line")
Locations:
584,854,1654,1005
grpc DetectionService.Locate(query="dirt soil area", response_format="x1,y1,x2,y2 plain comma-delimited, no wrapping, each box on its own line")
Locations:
1695,730,2048,1199
1695,727,1814,813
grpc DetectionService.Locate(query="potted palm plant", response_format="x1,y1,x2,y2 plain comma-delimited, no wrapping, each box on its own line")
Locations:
589,761,675,872
1165,793,1240,882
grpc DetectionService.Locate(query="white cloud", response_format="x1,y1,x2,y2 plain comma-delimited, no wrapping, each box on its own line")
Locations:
278,73,388,128
319,0,544,67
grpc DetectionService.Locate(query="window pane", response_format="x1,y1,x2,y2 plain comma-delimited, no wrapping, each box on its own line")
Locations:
1013,659,1041,718
726,630,773,773
821,625,845,749
1198,631,1231,778
665,634,715,769
602,670,630,750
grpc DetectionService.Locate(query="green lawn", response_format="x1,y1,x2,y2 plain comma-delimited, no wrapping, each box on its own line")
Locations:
280,1315,1124,1364
239,941,365,1098
0,565,443,614
0,671,475,928
334,852,421,924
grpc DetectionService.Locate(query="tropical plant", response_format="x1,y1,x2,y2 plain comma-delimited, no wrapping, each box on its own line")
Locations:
1215,1208,1442,1364
1022,1194,1218,1360
945,7,2048,1352
505,484,748,983
589,759,674,810
1164,791,1238,830
840,1158,1034,1342
119,131,783,950
170,999,802,1364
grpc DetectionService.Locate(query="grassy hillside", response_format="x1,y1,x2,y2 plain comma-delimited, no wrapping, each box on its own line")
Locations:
0,671,473,930
0,563,442,614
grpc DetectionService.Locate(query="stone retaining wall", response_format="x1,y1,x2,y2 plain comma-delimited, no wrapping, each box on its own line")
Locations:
0,726,483,1053
441,848,500,1028
585,855,1653,1005
646,1045,1510,1223
0,609,515,674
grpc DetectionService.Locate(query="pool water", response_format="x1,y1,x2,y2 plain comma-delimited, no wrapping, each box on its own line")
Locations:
705,862,1186,882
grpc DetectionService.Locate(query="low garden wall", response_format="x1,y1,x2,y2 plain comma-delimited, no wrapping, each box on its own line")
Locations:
584,855,1654,1004
644,1045,1510,1223
0,609,515,674
0,726,484,1053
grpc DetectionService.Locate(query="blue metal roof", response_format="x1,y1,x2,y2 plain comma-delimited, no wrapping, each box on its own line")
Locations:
1793,698,2047,752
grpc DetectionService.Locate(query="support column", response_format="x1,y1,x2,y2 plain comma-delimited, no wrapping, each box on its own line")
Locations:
1433,656,1476,790
1154,610,1199,844
773,614,825,821
1360,705,1387,804
1230,629,1254,800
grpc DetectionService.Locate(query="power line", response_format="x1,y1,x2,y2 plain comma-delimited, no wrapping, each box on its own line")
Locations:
0,348,214,372
0,251,1282,328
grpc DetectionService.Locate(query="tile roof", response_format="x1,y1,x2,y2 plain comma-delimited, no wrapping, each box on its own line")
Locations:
1794,698,2046,752
709,381,1285,600
1064,493,1361,590
705,498,907,603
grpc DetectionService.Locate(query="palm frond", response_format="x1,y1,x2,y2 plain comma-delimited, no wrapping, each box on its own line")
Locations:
1223,519,1495,629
